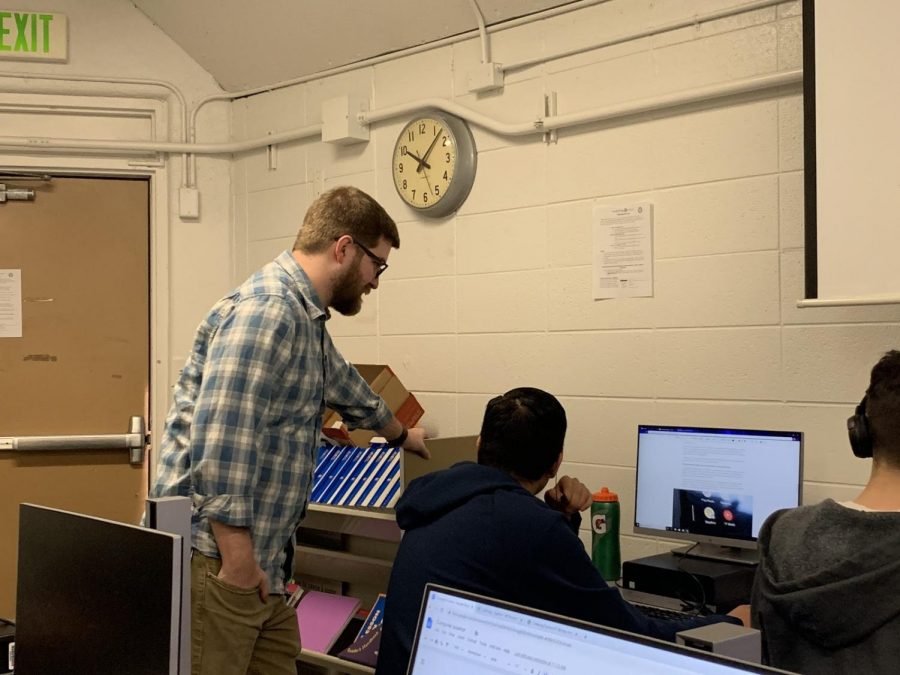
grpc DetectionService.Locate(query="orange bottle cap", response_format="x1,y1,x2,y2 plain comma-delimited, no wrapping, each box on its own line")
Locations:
592,486,618,502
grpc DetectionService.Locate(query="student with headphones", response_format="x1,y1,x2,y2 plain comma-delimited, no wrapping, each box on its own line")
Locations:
751,349,900,674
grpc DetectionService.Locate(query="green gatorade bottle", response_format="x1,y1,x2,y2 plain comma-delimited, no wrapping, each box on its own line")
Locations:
591,487,621,581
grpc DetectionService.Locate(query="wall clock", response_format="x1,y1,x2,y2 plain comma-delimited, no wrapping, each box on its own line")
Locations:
391,111,476,218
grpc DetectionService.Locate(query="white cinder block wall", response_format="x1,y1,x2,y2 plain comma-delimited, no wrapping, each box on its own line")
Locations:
230,0,900,560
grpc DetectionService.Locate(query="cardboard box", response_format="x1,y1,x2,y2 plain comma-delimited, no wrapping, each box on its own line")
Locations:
402,435,477,486
321,364,424,447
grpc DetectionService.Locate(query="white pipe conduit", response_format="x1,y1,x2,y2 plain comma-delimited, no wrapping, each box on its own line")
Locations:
503,0,789,73
364,70,801,134
0,69,802,155
2,122,324,155
467,0,491,64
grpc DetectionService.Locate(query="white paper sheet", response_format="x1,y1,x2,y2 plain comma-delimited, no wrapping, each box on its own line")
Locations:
592,203,653,299
0,269,23,337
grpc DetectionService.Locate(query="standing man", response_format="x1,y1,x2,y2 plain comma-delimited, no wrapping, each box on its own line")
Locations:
151,186,428,675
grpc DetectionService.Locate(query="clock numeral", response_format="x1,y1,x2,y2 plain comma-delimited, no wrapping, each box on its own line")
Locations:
411,189,416,200
445,152,451,163
443,171,448,180
402,179,407,189
442,136,448,146
400,145,408,156
419,122,426,134
434,185,440,196
408,130,414,142
423,192,428,204
398,163,404,174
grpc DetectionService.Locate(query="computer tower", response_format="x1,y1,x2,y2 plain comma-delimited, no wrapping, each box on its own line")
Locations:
622,553,756,612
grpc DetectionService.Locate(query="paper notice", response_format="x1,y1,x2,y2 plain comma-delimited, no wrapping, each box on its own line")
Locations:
592,203,653,299
0,269,23,337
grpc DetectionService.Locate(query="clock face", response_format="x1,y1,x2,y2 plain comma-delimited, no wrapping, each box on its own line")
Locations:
391,112,476,217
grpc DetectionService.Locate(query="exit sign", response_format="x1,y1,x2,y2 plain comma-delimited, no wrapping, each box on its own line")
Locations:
0,9,67,61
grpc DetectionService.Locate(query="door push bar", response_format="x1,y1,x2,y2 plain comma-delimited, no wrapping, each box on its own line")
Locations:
0,416,148,465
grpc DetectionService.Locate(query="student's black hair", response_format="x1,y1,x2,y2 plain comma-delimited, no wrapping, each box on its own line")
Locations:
477,387,567,481
866,349,900,465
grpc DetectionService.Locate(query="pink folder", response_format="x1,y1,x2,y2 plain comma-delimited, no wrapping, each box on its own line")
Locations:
296,591,362,654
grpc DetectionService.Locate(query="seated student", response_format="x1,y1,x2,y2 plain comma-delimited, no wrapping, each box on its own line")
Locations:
377,387,742,674
752,350,900,674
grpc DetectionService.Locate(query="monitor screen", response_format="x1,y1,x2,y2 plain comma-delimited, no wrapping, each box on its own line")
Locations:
633,425,803,557
15,504,184,675
407,584,783,675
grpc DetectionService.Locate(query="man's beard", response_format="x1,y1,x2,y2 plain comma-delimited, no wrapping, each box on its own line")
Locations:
331,263,366,316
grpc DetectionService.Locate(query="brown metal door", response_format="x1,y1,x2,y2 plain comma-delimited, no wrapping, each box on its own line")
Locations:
0,175,150,619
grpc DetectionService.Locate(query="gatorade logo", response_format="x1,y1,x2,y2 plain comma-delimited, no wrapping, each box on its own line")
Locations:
592,513,607,534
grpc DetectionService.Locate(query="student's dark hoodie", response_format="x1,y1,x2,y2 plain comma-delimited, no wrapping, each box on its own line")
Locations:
376,462,737,674
752,499,900,674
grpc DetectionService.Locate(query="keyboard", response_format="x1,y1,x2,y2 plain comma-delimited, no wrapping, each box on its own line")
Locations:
632,602,698,621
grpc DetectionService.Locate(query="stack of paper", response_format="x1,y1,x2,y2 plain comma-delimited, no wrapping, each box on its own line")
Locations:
311,443,402,509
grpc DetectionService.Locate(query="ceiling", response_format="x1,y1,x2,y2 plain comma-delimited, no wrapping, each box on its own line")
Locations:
131,0,576,92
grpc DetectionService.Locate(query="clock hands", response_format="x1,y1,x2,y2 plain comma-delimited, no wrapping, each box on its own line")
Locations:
406,149,431,171
419,127,444,172
421,169,434,197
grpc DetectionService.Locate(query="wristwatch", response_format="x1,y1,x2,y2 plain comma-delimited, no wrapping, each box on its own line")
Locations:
388,427,408,447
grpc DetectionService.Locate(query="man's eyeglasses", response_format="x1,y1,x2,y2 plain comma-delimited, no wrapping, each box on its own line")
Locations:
349,239,389,278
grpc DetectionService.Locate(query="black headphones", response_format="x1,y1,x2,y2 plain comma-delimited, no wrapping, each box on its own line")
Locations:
847,395,873,459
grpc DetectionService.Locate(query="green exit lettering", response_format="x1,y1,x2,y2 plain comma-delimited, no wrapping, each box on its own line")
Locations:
0,12,53,53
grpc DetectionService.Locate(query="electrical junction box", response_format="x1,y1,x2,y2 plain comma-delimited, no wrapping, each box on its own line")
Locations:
467,62,504,93
179,186,200,219
321,94,369,145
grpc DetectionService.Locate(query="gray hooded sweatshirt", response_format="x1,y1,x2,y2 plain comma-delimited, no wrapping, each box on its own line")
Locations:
751,499,900,674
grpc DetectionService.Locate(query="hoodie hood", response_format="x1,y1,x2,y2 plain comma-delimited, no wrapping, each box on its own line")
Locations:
755,499,900,648
396,462,528,531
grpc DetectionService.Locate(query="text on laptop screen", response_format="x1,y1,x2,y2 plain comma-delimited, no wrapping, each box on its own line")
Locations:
408,585,779,675
633,425,803,548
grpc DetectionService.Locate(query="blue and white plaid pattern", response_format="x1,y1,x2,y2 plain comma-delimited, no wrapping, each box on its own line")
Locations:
151,251,392,593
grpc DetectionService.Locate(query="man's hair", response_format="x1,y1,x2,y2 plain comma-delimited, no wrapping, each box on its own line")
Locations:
866,349,900,464
477,387,567,481
293,186,400,253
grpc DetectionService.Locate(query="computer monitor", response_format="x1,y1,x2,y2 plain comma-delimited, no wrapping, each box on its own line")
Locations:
407,584,785,675
14,503,185,675
633,425,803,563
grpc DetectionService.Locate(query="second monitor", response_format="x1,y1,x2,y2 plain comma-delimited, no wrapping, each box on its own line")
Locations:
633,425,803,564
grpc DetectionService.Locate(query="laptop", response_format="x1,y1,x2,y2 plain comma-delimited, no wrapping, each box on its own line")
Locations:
407,584,789,675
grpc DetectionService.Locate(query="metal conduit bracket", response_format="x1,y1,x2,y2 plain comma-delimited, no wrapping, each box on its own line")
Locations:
0,415,149,466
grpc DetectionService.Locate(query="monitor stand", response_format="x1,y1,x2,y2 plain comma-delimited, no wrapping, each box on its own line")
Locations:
671,543,758,566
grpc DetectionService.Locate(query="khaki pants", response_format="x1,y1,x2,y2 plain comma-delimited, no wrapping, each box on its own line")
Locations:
191,551,301,675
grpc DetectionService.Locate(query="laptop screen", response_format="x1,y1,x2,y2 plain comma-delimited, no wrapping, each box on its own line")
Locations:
407,584,782,675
